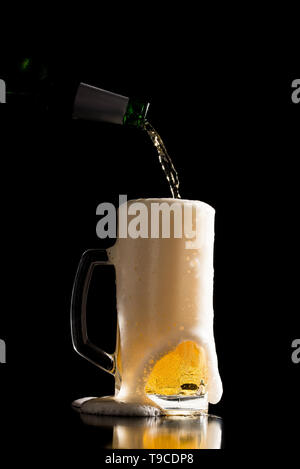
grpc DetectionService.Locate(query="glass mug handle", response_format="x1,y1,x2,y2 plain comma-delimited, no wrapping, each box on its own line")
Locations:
70,249,116,375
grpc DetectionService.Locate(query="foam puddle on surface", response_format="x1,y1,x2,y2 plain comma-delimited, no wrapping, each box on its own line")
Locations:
73,396,162,417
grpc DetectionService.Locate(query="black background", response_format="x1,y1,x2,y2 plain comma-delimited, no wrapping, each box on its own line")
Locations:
0,22,299,460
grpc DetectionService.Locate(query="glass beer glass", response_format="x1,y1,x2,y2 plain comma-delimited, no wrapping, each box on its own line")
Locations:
71,198,222,415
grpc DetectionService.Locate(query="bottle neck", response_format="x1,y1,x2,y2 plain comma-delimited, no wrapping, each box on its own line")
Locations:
123,97,150,127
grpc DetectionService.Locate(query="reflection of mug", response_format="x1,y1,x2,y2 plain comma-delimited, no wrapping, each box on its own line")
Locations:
79,414,223,449
71,199,222,414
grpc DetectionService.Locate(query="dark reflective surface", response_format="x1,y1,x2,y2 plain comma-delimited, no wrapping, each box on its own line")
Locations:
74,410,223,449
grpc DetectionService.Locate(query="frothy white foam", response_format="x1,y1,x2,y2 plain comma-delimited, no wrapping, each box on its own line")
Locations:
107,199,223,406
73,396,161,417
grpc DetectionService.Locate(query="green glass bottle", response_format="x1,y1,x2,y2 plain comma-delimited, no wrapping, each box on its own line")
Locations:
0,56,52,113
1,57,150,127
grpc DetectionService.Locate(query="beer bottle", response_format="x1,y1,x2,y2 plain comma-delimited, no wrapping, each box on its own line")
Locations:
0,56,150,127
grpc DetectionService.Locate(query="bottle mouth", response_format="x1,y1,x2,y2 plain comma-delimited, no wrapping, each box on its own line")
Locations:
123,98,150,127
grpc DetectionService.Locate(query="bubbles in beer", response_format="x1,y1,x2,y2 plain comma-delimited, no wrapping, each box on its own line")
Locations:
143,120,181,199
145,340,208,397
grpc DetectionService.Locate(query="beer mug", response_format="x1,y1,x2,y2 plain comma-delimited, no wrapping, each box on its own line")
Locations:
71,198,222,415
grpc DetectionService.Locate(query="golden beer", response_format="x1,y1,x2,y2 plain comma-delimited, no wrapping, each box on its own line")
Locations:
145,341,208,397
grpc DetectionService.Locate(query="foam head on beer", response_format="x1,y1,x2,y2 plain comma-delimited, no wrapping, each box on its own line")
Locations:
107,198,223,407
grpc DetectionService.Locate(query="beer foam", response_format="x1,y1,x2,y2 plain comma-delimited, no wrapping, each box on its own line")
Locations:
107,199,222,407
73,397,161,417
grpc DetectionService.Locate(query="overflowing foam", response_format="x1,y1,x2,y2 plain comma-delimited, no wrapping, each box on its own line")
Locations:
74,396,161,417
